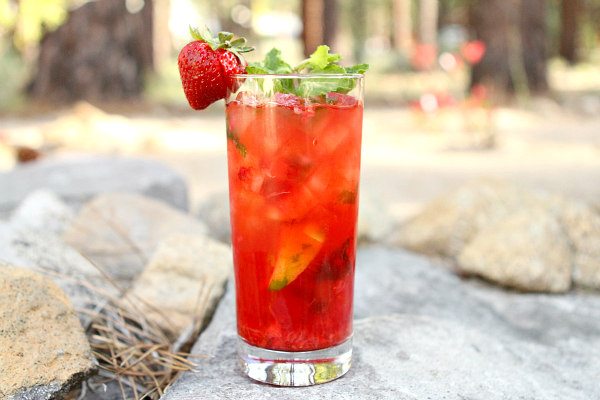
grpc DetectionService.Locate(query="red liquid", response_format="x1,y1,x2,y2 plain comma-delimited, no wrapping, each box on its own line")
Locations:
226,96,363,352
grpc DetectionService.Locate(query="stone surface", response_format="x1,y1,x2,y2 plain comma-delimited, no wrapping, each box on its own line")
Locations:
63,193,207,287
162,246,600,399
357,191,394,243
0,156,189,218
125,234,232,338
0,265,96,400
196,190,231,244
0,223,113,323
560,202,600,289
388,178,600,291
387,178,557,258
9,189,74,235
458,207,572,292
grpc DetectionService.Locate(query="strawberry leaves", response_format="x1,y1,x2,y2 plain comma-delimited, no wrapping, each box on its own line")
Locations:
246,45,368,98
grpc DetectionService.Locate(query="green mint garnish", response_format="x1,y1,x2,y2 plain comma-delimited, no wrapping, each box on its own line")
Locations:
226,127,247,157
246,45,368,98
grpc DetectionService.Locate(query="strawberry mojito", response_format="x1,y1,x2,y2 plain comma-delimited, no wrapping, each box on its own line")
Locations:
227,84,363,353
178,30,366,386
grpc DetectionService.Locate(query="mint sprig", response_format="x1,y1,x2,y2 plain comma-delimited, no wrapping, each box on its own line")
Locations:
245,45,368,98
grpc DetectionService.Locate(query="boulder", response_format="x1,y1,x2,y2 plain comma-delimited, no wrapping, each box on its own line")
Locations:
125,234,232,338
0,223,113,324
387,178,558,258
9,190,74,235
63,193,207,287
560,202,600,289
357,191,395,243
458,207,572,292
0,156,189,218
196,191,231,244
0,266,96,400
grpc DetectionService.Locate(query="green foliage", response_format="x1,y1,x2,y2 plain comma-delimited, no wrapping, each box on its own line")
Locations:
0,41,27,109
0,0,69,49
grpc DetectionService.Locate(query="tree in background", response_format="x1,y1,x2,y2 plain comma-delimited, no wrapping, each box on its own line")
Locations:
391,0,412,57
302,0,338,56
28,0,154,103
470,0,548,99
559,0,581,64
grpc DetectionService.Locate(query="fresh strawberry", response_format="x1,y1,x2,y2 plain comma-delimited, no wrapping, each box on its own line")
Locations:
178,28,253,110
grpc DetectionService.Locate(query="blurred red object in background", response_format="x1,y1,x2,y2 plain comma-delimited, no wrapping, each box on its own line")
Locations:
461,40,486,65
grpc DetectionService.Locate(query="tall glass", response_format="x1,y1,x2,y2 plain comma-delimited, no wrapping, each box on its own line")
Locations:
225,74,364,386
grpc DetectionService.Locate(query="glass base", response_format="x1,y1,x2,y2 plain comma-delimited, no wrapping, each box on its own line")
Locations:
238,337,352,386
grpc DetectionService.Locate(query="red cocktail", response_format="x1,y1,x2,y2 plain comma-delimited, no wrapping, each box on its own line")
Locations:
226,74,363,386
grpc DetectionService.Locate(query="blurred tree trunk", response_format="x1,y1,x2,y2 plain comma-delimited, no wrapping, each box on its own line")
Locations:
470,0,515,96
28,0,154,103
323,0,338,49
520,0,548,94
418,0,438,47
392,0,412,56
470,0,548,99
302,0,337,56
559,0,581,64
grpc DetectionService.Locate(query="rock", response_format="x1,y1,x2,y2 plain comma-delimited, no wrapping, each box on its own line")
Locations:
387,178,556,258
357,191,394,243
560,203,600,289
125,234,232,338
458,208,572,292
162,246,600,399
63,193,208,286
10,190,74,235
0,156,189,218
196,191,231,244
0,224,114,324
0,266,96,400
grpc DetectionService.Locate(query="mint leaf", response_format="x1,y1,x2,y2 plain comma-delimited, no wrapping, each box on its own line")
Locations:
248,48,292,74
306,45,341,70
245,46,369,98
346,63,370,74
226,128,247,157
246,65,271,75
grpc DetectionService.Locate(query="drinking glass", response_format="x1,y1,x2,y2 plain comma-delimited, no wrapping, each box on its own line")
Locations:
225,74,364,386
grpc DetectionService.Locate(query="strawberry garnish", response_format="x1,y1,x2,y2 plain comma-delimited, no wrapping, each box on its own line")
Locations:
178,28,253,110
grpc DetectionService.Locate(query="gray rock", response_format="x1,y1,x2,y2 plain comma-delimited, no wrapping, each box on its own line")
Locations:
387,178,561,258
0,223,113,324
357,191,394,243
560,202,600,289
196,191,231,244
353,247,600,348
0,156,189,218
162,246,600,399
458,207,572,292
0,266,96,400
63,193,208,287
9,190,74,235
125,234,232,338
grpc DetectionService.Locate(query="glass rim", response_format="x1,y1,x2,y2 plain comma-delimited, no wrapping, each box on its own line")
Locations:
231,73,364,79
